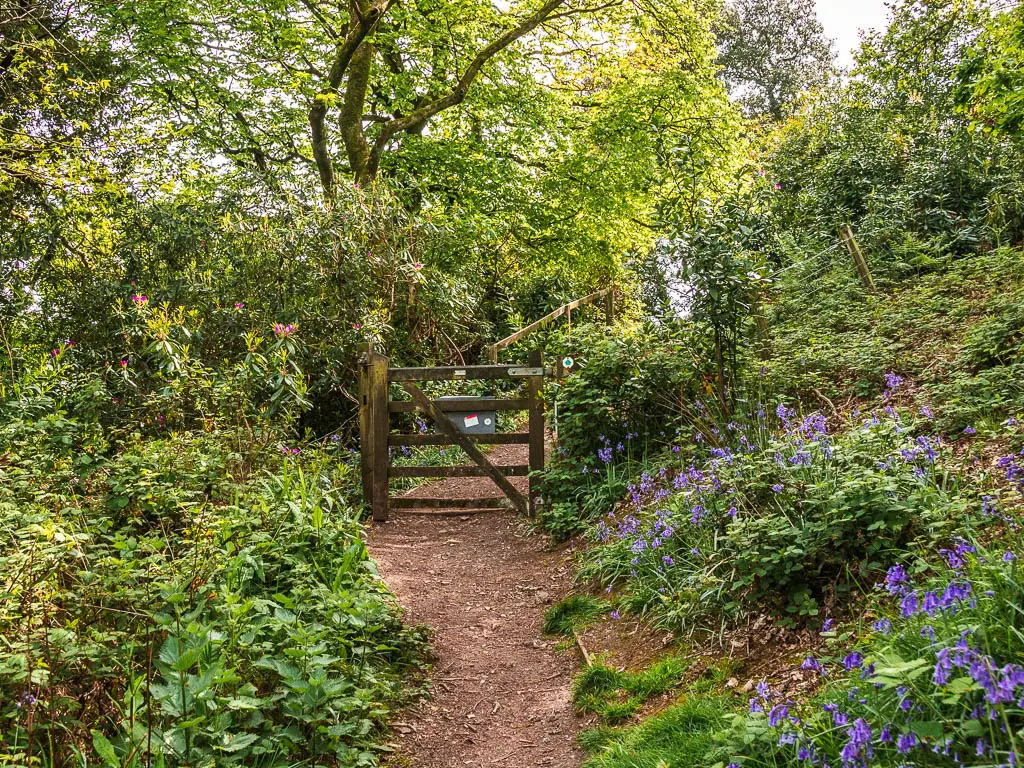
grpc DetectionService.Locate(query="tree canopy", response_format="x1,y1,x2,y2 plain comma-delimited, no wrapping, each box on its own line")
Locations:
714,0,835,120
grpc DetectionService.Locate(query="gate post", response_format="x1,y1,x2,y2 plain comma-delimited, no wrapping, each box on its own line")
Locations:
527,349,545,516
358,344,374,510
363,345,390,522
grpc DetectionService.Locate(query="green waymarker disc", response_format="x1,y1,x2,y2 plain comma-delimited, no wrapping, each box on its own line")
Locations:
562,356,574,368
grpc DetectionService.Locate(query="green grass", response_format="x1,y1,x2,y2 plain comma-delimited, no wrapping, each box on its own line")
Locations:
572,656,690,725
543,594,607,635
579,695,734,768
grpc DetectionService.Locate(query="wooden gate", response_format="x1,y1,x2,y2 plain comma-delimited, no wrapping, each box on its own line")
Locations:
358,347,548,522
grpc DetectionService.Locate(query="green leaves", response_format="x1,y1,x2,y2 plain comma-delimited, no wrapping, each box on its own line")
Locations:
90,730,120,767
0,400,425,765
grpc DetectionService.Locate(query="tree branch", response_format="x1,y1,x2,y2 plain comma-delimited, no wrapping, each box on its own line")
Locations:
363,0,570,181
308,0,390,197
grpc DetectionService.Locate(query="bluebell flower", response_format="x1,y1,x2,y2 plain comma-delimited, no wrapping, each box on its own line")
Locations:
896,731,919,754
768,703,788,727
841,718,873,763
884,564,910,595
884,372,903,392
900,591,919,617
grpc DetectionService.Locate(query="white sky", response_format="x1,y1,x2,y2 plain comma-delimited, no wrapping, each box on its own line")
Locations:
815,0,893,68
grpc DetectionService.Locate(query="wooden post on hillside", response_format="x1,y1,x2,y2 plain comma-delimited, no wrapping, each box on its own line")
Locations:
527,349,545,517
364,346,390,522
604,290,615,325
840,225,876,293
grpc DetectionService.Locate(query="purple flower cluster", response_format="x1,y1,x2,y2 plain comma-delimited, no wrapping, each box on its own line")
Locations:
997,450,1024,491
883,372,903,397
898,579,974,618
933,632,1024,708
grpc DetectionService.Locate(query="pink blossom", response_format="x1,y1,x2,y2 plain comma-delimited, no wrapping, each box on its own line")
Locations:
119,359,128,367
234,302,244,309
131,294,148,305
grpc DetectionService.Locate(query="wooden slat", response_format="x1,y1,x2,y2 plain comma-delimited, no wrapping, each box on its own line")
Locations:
389,496,509,509
389,398,531,413
399,508,502,517
390,464,530,478
388,365,544,382
389,432,530,447
402,382,529,514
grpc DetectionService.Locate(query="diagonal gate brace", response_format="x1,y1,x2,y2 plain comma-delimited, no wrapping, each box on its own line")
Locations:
401,382,529,515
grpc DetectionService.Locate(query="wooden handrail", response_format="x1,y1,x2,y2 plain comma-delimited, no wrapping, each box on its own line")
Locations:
485,286,616,363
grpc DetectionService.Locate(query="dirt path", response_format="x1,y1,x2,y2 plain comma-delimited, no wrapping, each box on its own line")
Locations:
366,444,583,768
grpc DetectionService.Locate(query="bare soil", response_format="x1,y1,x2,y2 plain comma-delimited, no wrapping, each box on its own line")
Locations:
366,444,584,768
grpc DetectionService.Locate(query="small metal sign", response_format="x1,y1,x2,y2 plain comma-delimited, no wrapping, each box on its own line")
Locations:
508,366,545,377
454,369,467,377
562,356,575,369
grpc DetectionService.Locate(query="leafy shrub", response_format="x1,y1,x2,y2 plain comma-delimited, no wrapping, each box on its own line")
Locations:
578,401,974,630
0,361,426,766
721,532,1024,767
959,291,1024,372
537,325,705,538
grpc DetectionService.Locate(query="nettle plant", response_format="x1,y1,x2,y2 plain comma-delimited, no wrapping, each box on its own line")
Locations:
577,375,974,630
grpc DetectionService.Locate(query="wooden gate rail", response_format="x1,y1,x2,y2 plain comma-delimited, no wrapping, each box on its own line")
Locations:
359,345,546,522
